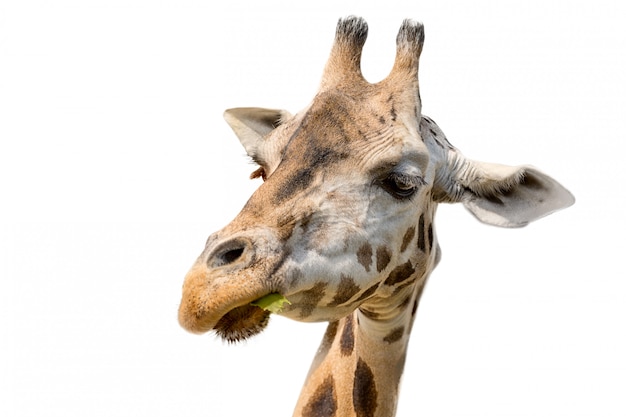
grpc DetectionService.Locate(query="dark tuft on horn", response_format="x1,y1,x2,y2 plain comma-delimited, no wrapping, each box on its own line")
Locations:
386,19,425,81
396,19,425,58
320,16,369,90
381,19,425,117
336,15,368,48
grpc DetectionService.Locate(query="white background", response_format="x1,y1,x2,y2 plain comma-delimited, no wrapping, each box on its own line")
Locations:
1,1,625,416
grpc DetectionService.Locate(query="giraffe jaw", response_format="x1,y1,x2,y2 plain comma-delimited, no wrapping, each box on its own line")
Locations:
214,293,291,342
213,304,271,343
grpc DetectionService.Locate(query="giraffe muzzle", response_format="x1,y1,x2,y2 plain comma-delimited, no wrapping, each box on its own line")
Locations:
178,229,284,342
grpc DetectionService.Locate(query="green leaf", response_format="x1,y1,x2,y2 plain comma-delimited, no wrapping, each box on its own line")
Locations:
250,293,291,314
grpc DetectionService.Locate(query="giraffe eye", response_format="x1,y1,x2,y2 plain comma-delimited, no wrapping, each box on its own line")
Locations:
379,172,424,199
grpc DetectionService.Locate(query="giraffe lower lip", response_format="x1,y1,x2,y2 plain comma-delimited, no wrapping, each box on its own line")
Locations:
213,304,271,343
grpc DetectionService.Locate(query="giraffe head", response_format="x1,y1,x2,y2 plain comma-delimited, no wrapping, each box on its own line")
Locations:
178,17,574,342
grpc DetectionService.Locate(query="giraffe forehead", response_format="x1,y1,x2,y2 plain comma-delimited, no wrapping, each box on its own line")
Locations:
268,92,427,193
286,93,388,154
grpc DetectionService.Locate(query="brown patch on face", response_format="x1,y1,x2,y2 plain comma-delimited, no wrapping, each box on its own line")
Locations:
357,243,373,272
299,282,328,319
376,246,391,272
417,214,426,252
302,375,337,417
353,358,377,417
269,94,354,207
400,226,416,253
383,260,416,286
382,326,404,344
340,314,355,356
328,275,361,307
271,164,316,206
428,223,433,252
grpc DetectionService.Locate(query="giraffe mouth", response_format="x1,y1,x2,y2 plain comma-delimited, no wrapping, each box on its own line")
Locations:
177,262,275,339
178,233,285,342
213,304,271,343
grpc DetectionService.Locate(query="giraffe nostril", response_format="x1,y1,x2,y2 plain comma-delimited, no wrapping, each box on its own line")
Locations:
209,239,252,268
221,247,244,265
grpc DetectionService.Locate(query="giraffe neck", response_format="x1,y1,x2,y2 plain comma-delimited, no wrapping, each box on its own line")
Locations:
293,281,426,417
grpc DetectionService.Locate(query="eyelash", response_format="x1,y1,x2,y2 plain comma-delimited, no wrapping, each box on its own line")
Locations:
378,172,425,199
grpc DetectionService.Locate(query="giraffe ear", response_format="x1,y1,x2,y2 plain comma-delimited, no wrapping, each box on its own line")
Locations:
223,107,291,158
435,156,575,228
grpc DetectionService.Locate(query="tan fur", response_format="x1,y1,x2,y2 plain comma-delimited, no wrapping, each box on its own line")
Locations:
178,16,574,417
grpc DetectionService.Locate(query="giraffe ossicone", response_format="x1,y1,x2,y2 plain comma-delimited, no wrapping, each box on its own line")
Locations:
178,16,574,417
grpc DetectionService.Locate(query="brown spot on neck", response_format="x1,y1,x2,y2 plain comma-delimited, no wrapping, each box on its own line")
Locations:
322,321,339,348
383,326,405,344
340,314,355,356
353,358,377,417
302,375,337,417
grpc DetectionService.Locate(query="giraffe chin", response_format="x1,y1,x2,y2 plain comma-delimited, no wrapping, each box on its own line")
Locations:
213,304,271,343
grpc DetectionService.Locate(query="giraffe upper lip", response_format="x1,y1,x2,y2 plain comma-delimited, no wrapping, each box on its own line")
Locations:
177,263,272,335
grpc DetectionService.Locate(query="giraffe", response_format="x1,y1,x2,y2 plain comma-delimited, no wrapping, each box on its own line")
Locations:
178,17,574,417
